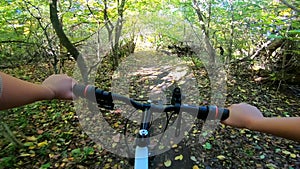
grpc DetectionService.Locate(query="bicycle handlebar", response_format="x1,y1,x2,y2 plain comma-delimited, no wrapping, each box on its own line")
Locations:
73,84,229,121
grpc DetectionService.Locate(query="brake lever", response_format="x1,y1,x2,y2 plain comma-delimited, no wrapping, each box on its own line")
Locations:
171,87,182,137
96,89,115,110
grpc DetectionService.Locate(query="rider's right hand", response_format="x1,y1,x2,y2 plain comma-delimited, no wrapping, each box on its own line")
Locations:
222,103,264,130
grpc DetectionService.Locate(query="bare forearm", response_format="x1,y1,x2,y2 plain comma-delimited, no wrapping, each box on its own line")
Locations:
0,72,54,110
249,117,300,142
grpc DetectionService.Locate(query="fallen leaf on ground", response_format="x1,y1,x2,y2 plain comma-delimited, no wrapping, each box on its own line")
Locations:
217,155,226,160
164,159,172,167
174,154,183,161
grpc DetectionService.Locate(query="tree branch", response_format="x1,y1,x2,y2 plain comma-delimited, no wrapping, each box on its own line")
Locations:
280,0,300,13
192,0,208,36
0,40,36,44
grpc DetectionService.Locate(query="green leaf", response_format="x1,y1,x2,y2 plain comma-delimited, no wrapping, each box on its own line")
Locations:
282,150,291,155
83,147,94,155
290,153,296,158
40,163,51,169
288,29,300,34
20,153,31,157
24,142,35,147
37,140,48,148
202,142,212,150
266,163,277,169
260,154,265,159
217,155,226,160
164,159,172,167
190,156,197,162
268,34,284,39
71,148,82,157
26,136,37,142
174,154,183,161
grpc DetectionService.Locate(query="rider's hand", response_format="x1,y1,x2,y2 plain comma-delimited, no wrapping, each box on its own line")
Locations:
222,103,264,130
42,74,76,100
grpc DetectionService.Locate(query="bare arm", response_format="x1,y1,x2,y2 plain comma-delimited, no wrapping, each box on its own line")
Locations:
0,72,75,110
250,117,300,142
222,103,300,142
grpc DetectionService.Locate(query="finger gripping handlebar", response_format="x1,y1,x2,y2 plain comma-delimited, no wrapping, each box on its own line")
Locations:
73,84,229,121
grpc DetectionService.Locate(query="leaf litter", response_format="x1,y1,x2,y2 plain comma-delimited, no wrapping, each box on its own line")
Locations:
0,58,299,169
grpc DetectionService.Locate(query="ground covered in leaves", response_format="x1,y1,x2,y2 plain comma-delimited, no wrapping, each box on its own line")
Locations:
0,54,299,169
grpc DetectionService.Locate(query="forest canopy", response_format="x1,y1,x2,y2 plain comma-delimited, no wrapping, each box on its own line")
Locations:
0,0,299,82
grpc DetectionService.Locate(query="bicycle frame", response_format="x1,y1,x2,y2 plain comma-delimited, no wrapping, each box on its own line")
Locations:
135,145,149,169
134,108,151,169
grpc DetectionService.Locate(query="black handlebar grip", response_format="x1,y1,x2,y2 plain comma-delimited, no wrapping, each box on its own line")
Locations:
197,106,229,121
220,108,229,121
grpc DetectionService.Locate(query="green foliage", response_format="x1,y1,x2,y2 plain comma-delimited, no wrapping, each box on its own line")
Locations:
40,163,51,169
0,156,16,168
70,147,94,162
71,148,82,157
202,142,212,150
0,0,297,70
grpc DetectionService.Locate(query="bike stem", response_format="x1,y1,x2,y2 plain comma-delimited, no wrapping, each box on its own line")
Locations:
136,108,151,147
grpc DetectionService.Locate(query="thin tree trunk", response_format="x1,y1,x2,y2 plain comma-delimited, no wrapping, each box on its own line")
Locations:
49,0,88,83
206,0,212,38
227,2,235,63
192,0,207,37
192,0,215,63
280,0,300,13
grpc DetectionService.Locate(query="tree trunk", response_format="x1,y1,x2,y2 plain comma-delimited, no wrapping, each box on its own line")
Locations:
227,2,235,63
49,0,88,83
103,0,126,70
192,0,216,64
